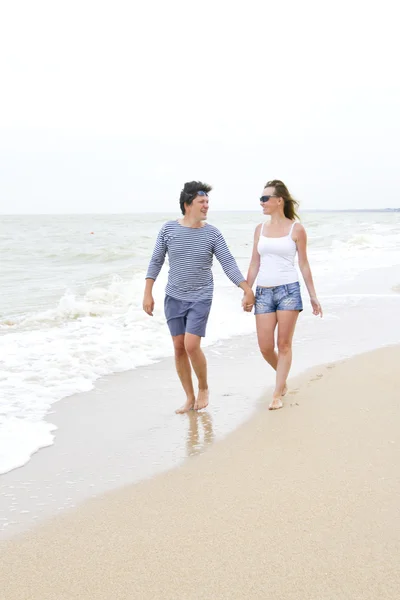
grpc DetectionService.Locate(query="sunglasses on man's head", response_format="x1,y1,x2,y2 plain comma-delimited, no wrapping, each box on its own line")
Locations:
197,191,208,197
260,194,278,203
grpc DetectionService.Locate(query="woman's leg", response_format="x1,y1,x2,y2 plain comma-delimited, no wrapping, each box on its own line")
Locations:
270,310,299,409
256,312,292,395
255,312,278,368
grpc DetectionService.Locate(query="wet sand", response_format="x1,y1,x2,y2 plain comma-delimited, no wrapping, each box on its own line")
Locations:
2,345,400,599
4,291,400,540
0,335,267,537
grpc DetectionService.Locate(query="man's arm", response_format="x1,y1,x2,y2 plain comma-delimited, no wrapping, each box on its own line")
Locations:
143,278,155,316
143,226,167,316
214,232,255,311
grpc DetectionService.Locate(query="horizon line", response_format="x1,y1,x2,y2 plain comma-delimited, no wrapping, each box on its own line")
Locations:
1,208,399,217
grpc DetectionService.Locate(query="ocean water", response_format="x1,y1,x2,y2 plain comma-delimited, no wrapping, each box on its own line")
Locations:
1,210,400,476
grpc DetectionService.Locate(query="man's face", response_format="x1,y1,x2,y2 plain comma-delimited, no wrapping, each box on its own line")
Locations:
186,192,209,220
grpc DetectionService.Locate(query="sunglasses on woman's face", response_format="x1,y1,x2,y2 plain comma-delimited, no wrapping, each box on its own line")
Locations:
260,194,278,203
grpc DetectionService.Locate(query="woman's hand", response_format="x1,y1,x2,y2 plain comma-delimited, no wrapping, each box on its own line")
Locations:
310,296,323,317
242,290,255,312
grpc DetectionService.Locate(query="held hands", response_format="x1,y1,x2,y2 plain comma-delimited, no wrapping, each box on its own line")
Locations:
242,289,255,313
310,296,323,317
143,293,155,316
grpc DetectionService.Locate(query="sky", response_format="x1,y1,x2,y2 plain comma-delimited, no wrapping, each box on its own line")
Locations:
0,0,399,214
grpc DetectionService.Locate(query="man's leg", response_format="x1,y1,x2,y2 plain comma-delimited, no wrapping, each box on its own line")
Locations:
173,334,196,414
184,333,209,410
164,296,196,413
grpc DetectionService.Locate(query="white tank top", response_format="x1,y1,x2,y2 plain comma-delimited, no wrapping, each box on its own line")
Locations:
257,221,299,287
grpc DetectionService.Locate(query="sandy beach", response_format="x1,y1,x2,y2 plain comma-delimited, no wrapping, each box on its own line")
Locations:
2,345,400,600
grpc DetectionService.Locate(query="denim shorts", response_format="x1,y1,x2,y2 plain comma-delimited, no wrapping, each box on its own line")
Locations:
164,295,212,337
255,281,303,314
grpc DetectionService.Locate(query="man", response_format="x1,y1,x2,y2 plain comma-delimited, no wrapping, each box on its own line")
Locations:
143,181,254,413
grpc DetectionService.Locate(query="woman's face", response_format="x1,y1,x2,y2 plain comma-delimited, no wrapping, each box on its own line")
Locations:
260,186,281,215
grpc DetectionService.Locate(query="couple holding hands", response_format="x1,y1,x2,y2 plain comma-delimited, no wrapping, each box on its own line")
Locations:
143,179,322,412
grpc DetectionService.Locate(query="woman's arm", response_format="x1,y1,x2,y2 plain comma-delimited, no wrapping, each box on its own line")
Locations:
246,224,261,288
294,224,323,317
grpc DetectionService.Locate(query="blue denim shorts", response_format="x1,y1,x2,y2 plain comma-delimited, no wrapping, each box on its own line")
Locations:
255,281,303,314
164,295,212,337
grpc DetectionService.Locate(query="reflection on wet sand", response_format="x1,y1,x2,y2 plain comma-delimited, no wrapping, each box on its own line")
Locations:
186,411,214,457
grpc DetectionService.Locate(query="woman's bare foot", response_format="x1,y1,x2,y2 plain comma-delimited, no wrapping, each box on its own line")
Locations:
269,396,283,410
282,384,288,396
175,398,195,414
194,389,209,411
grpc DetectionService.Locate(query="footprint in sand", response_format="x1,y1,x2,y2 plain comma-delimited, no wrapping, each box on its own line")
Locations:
310,373,323,382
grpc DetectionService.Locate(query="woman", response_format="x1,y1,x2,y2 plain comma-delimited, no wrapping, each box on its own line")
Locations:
245,180,322,410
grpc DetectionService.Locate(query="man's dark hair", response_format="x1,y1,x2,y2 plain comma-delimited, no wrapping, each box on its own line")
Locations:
179,181,212,215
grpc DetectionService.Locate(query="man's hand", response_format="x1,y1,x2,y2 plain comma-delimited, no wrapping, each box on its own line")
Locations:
143,293,155,316
242,289,255,312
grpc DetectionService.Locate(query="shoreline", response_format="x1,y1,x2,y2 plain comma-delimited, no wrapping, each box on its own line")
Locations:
2,256,400,488
2,345,400,599
0,332,267,539
2,323,400,540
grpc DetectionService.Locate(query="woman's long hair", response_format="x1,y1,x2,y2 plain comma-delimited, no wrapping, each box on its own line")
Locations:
265,179,300,221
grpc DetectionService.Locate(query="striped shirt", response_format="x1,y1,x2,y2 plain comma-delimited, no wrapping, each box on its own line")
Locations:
146,220,245,301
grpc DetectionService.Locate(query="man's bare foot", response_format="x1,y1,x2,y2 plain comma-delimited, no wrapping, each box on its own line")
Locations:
175,399,195,414
194,389,209,411
269,396,283,410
